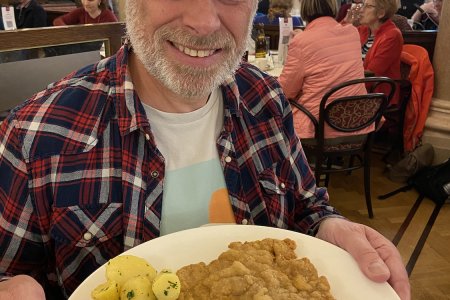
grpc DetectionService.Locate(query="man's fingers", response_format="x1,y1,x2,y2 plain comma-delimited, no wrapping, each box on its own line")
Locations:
388,269,411,300
364,228,411,299
338,231,391,282
317,219,410,300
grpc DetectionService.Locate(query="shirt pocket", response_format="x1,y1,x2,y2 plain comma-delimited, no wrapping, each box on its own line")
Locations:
51,202,123,247
258,163,292,227
50,202,123,288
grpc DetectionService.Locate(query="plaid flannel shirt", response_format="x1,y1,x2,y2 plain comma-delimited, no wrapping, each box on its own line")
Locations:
0,45,339,297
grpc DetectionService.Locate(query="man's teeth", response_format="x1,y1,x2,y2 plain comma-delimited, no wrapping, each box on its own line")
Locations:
175,43,215,58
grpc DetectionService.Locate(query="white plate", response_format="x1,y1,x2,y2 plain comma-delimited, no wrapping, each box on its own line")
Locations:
69,224,399,300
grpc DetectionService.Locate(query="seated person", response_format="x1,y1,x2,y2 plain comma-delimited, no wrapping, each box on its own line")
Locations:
8,0,47,29
0,0,410,298
391,0,412,31
0,0,46,61
278,0,367,139
391,14,412,31
345,0,403,105
411,0,442,29
53,0,117,25
256,0,270,17
254,0,303,26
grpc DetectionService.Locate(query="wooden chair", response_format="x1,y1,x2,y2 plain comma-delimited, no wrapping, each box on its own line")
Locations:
290,77,396,218
379,61,413,163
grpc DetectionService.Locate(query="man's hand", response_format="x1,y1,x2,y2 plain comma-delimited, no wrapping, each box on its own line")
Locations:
316,218,411,300
0,275,45,300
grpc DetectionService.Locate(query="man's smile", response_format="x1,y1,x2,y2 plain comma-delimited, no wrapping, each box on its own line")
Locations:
171,41,219,58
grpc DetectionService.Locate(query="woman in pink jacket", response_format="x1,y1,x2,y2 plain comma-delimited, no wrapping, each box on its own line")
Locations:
278,0,367,139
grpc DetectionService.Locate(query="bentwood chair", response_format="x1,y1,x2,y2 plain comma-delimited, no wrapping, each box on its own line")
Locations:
290,77,396,218
379,61,412,163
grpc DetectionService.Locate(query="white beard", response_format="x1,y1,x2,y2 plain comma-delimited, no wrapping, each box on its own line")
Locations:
125,0,257,99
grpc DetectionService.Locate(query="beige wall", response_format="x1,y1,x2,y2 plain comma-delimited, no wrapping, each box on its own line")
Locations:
422,0,450,163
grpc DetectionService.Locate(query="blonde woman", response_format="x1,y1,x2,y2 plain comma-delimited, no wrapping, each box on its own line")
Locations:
345,0,403,104
254,0,303,26
53,0,117,25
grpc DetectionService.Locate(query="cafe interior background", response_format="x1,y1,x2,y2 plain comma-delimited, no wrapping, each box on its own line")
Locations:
0,0,449,298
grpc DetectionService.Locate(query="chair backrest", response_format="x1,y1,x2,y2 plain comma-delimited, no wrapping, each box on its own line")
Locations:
317,77,396,144
401,30,437,62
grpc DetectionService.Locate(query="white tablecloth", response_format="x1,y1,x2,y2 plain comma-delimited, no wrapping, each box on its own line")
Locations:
248,54,283,78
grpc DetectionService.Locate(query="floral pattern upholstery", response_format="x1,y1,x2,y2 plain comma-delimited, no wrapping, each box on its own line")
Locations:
326,97,382,130
298,77,395,219
301,97,382,152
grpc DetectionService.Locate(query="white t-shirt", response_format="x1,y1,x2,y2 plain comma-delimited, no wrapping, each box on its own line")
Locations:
142,88,235,235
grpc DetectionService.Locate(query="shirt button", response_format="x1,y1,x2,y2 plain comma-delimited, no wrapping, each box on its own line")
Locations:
241,219,248,225
151,170,159,178
225,156,232,163
83,232,93,241
280,183,286,189
145,133,150,141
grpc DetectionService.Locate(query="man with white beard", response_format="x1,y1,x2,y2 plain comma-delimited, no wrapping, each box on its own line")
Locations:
0,0,410,299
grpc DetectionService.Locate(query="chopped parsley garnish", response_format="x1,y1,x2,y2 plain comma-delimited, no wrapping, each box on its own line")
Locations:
127,290,135,299
168,281,179,289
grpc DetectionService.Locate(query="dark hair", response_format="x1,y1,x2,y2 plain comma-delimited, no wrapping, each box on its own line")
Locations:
267,0,293,22
257,0,270,14
300,0,338,23
375,0,399,21
99,0,108,11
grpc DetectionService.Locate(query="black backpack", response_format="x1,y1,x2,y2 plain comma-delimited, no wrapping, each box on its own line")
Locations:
379,158,450,276
407,158,450,205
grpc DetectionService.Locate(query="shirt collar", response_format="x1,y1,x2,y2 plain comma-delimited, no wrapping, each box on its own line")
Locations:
371,19,396,36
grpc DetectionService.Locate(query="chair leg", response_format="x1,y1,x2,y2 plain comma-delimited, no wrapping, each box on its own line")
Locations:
315,154,325,186
347,155,355,175
324,158,332,187
364,151,374,218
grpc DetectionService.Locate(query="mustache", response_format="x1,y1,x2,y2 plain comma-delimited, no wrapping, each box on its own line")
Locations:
154,26,236,50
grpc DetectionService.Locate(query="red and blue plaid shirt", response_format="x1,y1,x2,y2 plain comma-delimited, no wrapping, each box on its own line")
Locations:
0,45,339,297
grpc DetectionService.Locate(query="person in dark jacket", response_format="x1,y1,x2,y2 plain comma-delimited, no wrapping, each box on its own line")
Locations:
12,0,47,29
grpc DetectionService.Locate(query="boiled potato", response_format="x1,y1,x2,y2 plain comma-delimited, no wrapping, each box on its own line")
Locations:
152,270,181,300
91,280,120,300
120,276,156,300
106,255,157,287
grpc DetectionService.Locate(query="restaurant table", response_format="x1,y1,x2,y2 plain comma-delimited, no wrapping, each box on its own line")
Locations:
247,53,282,77
248,54,376,78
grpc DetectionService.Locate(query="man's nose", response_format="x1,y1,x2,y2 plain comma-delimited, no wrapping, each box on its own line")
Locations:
182,0,221,35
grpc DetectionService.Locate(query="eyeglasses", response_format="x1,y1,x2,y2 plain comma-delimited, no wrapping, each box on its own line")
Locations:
361,3,377,8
